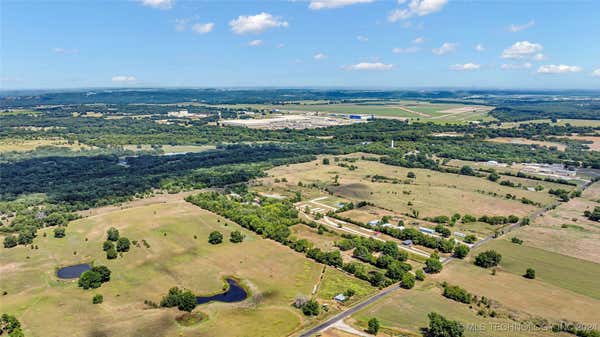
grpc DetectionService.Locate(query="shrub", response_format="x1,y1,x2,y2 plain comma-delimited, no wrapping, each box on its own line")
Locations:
106,227,119,241
3,235,17,248
53,227,66,238
463,235,477,244
401,272,415,289
116,237,130,252
474,250,502,268
160,287,197,312
106,248,117,259
229,230,245,243
415,269,426,281
460,166,476,176
425,254,443,274
367,318,380,335
442,284,472,304
425,312,464,337
511,237,523,245
453,244,470,259
208,231,223,244
301,299,320,316
102,240,114,251
92,294,103,304
524,268,536,279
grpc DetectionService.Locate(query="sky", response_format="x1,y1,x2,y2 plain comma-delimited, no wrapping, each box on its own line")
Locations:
1,0,600,90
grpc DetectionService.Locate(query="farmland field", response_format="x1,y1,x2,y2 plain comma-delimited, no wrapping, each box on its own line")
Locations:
0,197,371,337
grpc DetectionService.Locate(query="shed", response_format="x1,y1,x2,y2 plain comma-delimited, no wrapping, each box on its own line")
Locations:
333,294,347,302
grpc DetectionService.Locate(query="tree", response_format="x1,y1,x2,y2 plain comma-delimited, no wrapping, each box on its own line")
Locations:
344,288,356,298
103,240,114,251
425,254,443,274
106,248,118,259
208,231,223,244
92,294,103,304
460,165,475,176
415,269,426,281
381,241,400,259
53,227,66,238
229,230,245,243
425,312,464,337
585,206,600,221
474,250,502,268
463,234,477,244
3,235,17,248
177,290,197,312
487,171,500,182
401,272,415,289
407,171,416,179
0,314,21,335
91,266,111,282
78,270,102,290
116,237,130,252
367,318,380,335
386,262,406,281
302,299,320,316
107,227,119,241
524,268,536,279
322,158,330,165
453,244,469,259
45,212,67,227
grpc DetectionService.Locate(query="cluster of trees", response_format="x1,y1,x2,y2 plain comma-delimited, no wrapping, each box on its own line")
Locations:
424,312,464,337
103,227,130,259
474,250,502,268
0,314,24,337
376,226,456,254
78,265,111,290
160,287,197,312
477,214,519,226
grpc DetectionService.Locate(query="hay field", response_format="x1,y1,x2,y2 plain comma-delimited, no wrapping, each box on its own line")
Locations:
486,137,566,151
0,198,367,337
0,138,93,153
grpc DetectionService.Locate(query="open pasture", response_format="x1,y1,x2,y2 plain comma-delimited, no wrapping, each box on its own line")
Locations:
0,198,369,337
0,138,93,153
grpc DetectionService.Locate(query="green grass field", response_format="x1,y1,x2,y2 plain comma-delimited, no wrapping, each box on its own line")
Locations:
472,238,600,300
0,198,370,337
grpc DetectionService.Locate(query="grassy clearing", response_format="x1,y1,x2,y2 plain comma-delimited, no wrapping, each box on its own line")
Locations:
499,119,600,128
264,156,552,218
352,280,559,337
291,224,340,250
0,138,93,153
122,144,216,153
486,137,566,151
1,198,364,337
316,267,376,303
473,237,600,299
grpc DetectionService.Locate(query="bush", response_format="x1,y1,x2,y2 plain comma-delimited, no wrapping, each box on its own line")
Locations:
474,250,502,268
116,237,130,252
102,240,115,251
442,284,471,303
400,272,415,289
524,268,536,279
463,235,477,244
415,269,426,281
453,244,470,259
511,237,523,245
106,227,119,241
301,299,320,316
160,287,197,312
407,171,416,179
106,248,118,259
208,231,223,244
78,266,111,290
92,294,103,304
425,254,443,274
53,227,66,238
0,314,23,336
460,166,475,176
229,230,245,243
367,318,380,335
3,235,17,248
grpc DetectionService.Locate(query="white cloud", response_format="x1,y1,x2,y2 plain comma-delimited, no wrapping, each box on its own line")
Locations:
389,0,447,22
592,69,600,77
508,20,535,32
475,44,485,52
432,42,457,55
309,0,374,10
52,47,78,54
192,22,214,34
140,0,173,10
357,35,369,42
537,64,582,74
174,18,188,32
248,39,263,46
501,62,532,70
345,62,393,71
450,63,480,71
413,37,424,44
501,41,543,59
392,46,420,53
314,53,327,60
112,76,137,82
229,12,288,34
533,53,546,61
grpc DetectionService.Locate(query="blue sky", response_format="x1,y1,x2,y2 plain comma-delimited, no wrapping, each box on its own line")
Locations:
2,0,599,89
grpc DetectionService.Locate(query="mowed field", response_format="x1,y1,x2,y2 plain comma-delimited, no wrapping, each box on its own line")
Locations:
0,198,371,337
486,137,567,151
263,156,557,218
510,181,600,263
214,101,494,122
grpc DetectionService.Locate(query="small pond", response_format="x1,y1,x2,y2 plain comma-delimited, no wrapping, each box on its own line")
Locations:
57,263,91,279
196,278,247,304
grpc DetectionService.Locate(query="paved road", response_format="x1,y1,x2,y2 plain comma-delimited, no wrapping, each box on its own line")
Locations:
298,285,402,337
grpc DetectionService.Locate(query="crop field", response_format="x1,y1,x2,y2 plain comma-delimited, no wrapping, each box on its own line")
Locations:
263,156,557,219
214,100,494,123
0,198,372,337
506,182,600,263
